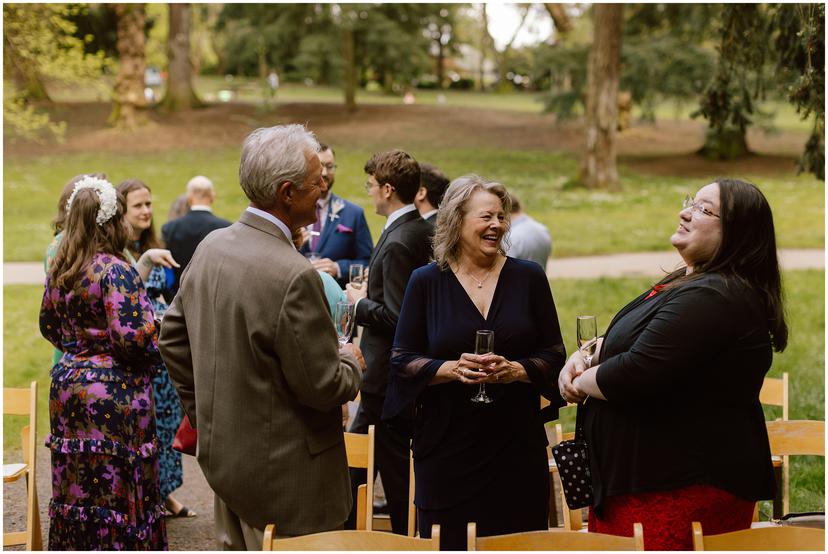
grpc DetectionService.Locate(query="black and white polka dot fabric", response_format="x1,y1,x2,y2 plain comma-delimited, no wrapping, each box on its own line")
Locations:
551,439,594,509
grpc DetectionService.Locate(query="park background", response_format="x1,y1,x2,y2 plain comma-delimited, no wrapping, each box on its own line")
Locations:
3,2,824,547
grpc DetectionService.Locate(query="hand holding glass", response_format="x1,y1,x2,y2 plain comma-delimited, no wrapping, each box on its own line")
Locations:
335,302,355,346
349,264,365,290
576,315,598,367
471,330,495,404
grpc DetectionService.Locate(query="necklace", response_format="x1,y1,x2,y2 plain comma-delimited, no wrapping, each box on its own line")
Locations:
457,261,497,289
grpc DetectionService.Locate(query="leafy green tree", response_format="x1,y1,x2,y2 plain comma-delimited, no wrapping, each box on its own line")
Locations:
3,3,108,141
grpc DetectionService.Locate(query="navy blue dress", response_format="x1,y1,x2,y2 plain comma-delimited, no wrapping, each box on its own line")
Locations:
385,258,566,549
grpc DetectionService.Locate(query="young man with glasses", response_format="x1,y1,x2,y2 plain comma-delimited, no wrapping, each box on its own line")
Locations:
300,143,374,287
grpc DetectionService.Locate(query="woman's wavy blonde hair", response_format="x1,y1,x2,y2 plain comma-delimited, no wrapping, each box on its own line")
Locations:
432,174,511,270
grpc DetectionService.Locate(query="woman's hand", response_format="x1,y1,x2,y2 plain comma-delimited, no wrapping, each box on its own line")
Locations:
139,248,180,269
432,353,489,385
558,351,589,404
476,354,529,384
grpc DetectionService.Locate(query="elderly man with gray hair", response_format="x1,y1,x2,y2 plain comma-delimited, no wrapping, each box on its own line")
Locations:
159,124,363,549
161,175,232,298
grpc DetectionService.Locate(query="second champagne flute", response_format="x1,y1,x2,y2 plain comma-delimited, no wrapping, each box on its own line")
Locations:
335,301,355,346
470,330,495,404
349,264,365,289
576,315,598,367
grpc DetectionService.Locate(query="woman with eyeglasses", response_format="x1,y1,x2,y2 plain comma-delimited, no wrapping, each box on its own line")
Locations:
558,179,786,550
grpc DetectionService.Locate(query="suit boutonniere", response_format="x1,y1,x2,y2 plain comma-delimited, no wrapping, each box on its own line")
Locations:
329,198,345,223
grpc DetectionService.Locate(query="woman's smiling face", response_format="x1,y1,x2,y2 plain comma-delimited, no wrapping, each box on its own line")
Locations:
671,182,722,272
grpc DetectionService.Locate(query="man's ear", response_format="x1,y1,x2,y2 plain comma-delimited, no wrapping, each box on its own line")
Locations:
277,181,294,206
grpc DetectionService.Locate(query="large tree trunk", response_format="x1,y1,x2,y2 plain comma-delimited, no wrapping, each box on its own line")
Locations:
109,3,148,129
160,3,203,111
580,4,623,191
343,26,356,113
436,38,445,88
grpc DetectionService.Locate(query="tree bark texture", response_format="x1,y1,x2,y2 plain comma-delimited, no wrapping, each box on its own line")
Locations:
343,26,356,113
110,3,147,129
580,3,623,190
160,3,202,111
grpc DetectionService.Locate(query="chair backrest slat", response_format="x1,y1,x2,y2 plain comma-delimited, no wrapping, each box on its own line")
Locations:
4,387,30,415
766,420,825,457
265,524,440,550
469,522,644,551
692,521,824,551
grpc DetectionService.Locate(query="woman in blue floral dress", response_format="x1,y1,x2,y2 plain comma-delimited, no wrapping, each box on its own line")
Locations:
40,177,168,549
117,179,193,518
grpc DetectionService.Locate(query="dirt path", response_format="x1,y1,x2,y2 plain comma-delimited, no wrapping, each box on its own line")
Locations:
5,249,823,286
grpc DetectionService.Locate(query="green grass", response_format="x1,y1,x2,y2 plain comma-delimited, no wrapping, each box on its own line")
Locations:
4,147,823,261
549,269,824,514
6,270,823,511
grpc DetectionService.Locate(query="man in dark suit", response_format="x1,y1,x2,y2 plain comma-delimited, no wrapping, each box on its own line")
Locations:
414,162,449,226
345,150,432,535
161,175,231,297
300,144,373,287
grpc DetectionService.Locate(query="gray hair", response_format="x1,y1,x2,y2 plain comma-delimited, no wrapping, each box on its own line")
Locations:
186,175,214,194
238,124,320,209
432,174,512,270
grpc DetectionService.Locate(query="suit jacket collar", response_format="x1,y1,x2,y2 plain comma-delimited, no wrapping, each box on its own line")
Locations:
369,208,421,267
239,210,294,249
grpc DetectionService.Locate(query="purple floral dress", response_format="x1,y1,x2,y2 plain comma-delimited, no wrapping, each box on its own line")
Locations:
40,253,168,550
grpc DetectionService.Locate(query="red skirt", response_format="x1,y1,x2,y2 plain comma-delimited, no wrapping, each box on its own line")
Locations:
588,483,755,550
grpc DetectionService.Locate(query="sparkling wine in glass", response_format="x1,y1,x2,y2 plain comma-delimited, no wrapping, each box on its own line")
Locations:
349,264,365,290
576,315,598,367
335,301,355,346
471,330,495,404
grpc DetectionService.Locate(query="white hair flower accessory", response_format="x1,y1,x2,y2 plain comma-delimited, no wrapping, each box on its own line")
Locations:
65,176,118,226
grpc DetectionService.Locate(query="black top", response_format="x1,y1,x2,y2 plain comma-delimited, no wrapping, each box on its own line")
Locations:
384,258,566,508
586,272,776,516
355,209,433,396
161,209,231,297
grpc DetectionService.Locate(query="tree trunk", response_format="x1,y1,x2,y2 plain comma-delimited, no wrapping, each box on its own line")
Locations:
109,3,148,129
343,26,357,113
580,4,623,191
160,3,203,111
436,39,445,88
477,4,488,91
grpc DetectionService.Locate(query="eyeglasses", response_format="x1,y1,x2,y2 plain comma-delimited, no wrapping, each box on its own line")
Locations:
683,194,720,219
322,163,337,171
364,180,395,193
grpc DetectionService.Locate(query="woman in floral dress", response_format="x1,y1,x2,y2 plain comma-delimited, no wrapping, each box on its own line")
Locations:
40,177,167,550
116,179,193,518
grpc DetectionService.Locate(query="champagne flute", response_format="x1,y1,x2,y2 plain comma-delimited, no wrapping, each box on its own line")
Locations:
335,301,354,346
470,330,495,404
349,264,365,290
576,315,598,367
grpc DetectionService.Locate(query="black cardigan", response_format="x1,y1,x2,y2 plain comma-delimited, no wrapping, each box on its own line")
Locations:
585,272,776,517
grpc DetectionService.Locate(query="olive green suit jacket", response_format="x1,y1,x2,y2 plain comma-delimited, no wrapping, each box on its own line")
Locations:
159,210,361,534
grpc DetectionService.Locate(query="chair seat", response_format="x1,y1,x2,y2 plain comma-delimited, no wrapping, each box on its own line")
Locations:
3,463,27,482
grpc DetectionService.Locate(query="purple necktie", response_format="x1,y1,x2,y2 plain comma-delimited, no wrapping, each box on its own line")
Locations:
311,204,322,251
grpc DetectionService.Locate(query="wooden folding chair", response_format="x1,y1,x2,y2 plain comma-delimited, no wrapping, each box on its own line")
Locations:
344,424,375,530
262,523,440,550
691,521,823,550
407,448,417,536
759,373,789,518
467,521,644,550
3,382,43,550
543,399,578,528
766,419,824,519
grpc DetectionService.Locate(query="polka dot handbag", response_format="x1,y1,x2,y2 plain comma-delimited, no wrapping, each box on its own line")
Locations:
550,408,594,509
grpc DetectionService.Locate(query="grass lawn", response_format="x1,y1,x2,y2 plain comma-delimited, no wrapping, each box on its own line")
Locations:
4,147,823,261
5,269,823,513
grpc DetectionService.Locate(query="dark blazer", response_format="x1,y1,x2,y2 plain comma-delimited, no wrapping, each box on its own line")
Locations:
161,209,231,295
300,193,373,287
159,210,361,533
356,208,432,397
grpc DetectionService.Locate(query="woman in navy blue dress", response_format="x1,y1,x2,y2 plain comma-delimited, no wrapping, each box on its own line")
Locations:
385,175,566,550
